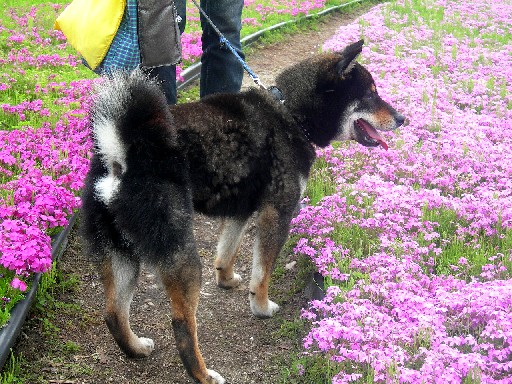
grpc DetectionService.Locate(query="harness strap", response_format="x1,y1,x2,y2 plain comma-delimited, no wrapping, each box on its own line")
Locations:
267,86,285,103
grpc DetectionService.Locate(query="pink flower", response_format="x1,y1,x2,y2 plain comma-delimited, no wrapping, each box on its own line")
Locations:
10,277,27,292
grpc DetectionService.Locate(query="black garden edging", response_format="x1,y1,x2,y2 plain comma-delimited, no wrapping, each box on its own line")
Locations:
177,0,364,89
0,214,76,370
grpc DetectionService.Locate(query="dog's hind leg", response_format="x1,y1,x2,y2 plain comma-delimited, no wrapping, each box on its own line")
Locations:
159,250,225,384
102,253,155,358
249,205,291,318
214,217,249,289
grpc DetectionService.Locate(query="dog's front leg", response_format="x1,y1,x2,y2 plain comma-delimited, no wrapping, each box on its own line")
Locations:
249,205,291,318
215,217,250,289
159,253,225,384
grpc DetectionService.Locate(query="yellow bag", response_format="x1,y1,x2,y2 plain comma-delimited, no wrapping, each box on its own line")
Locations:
54,0,126,70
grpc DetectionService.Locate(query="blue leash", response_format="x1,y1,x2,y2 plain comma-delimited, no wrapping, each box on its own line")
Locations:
190,0,267,90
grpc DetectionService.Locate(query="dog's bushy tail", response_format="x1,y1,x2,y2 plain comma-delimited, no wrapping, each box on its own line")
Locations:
91,69,175,174
90,69,179,206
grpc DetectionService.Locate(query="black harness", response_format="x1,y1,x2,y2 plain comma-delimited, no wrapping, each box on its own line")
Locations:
267,86,285,103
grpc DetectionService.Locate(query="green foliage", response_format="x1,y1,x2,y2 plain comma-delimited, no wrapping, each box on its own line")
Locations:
280,354,339,383
0,352,22,384
418,205,512,277
177,84,200,103
0,268,27,329
280,353,378,384
2,261,84,383
305,158,338,206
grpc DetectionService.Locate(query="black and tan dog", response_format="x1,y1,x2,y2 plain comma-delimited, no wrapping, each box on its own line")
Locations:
81,40,405,383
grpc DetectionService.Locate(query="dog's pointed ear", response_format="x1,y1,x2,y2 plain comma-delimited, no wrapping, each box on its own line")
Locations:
336,40,364,78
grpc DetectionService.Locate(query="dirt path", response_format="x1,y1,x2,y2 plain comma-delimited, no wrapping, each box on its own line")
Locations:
14,5,373,384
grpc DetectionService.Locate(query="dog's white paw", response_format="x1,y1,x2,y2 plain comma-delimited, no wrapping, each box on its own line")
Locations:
206,369,225,384
217,272,242,289
250,297,280,319
137,337,155,356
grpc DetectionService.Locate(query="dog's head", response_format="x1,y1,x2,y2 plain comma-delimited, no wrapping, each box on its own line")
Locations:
275,40,405,149
332,40,405,150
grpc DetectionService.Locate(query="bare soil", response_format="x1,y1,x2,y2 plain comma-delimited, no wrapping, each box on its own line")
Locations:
13,5,373,384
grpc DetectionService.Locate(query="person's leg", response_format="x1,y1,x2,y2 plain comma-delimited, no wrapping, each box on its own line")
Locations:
141,0,186,105
142,65,177,105
199,0,244,97
175,0,187,33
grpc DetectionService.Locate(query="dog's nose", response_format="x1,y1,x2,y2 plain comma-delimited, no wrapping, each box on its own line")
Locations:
395,113,406,127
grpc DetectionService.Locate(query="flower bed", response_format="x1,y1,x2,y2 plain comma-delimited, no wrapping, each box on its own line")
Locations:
0,3,93,327
291,0,512,382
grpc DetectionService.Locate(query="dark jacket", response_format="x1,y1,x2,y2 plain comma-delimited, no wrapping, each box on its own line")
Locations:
137,0,182,67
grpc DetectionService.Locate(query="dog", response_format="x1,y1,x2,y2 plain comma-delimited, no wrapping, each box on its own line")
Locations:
80,40,405,384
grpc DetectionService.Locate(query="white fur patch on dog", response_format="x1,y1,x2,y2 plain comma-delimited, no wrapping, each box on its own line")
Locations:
91,72,138,206
94,174,121,206
216,218,248,261
139,337,155,352
93,120,126,206
207,369,225,384
94,120,127,173
299,175,308,197
337,101,359,141
250,237,264,284
111,253,137,304
249,296,280,318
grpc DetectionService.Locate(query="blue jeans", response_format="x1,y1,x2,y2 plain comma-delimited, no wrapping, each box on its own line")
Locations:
198,0,244,98
145,0,244,104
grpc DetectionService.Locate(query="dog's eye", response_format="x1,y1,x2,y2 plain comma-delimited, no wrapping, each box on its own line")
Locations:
362,92,373,100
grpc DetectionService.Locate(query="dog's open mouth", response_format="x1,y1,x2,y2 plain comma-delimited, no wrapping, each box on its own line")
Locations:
354,119,388,150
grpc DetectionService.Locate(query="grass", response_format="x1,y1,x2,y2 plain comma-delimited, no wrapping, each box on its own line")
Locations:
3,258,85,384
270,249,338,384
0,270,25,328
0,353,21,384
304,157,338,206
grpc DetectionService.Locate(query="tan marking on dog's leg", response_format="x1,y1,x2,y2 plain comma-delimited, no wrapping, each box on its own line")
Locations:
159,256,225,384
102,256,154,358
215,218,248,289
249,206,287,318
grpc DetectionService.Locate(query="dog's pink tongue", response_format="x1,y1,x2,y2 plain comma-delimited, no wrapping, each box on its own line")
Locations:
359,119,388,150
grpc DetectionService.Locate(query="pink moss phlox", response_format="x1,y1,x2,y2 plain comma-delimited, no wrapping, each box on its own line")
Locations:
294,0,512,381
1,74,93,288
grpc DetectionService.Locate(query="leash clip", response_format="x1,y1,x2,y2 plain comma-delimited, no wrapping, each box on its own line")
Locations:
253,77,267,91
